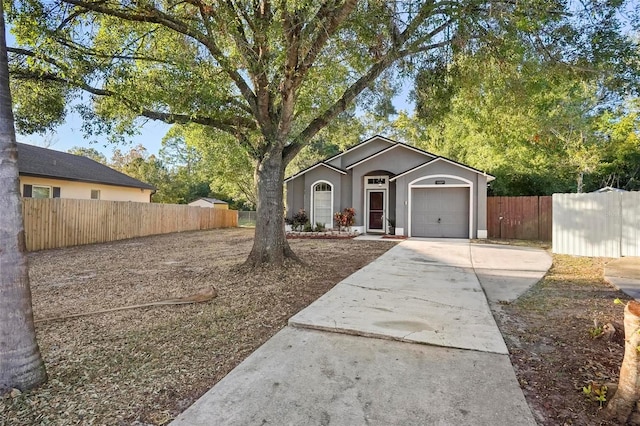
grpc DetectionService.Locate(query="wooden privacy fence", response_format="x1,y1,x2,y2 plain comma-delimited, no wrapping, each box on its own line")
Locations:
22,198,238,252
487,196,552,241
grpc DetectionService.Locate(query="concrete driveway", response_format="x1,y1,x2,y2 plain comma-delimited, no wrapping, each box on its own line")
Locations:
605,256,640,299
172,239,551,426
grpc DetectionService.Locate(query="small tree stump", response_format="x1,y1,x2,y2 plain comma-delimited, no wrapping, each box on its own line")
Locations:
605,301,640,422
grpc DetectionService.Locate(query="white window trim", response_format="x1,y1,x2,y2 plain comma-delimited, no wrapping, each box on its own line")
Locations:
32,184,52,199
407,174,474,239
91,189,101,200
310,180,334,229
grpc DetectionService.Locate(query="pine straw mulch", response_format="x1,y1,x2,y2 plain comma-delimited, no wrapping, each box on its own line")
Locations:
495,252,630,426
0,228,396,425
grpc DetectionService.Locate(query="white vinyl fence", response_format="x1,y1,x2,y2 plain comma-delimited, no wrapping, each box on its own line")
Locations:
553,192,640,258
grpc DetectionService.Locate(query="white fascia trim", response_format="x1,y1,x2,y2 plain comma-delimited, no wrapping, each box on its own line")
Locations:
407,174,474,239
324,135,396,164
347,145,399,170
389,159,436,182
390,157,494,182
284,163,346,183
346,143,436,170
411,184,470,188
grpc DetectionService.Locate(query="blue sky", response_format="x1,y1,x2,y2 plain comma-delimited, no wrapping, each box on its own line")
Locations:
16,88,414,159
17,111,172,158
7,28,414,159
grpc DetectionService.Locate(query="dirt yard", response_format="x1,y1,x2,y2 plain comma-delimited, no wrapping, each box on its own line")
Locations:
1,229,396,425
494,252,629,425
0,231,631,425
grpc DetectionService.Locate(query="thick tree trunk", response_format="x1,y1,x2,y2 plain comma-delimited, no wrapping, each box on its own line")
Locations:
605,301,640,423
0,5,47,393
244,147,298,268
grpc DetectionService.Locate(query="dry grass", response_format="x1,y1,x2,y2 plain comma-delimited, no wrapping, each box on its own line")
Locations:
496,254,629,425
0,228,396,425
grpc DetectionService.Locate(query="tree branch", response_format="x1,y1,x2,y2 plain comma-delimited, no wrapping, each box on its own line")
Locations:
284,54,396,164
61,0,259,114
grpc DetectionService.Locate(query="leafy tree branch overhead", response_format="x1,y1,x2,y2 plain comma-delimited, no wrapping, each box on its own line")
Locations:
6,0,639,266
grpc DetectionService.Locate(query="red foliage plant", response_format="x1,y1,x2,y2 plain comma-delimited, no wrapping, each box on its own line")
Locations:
334,208,356,231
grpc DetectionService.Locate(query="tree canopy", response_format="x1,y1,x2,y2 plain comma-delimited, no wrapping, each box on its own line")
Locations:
6,0,640,265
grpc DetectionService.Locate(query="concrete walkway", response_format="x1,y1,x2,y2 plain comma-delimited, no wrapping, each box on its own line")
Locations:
605,256,640,299
172,239,551,425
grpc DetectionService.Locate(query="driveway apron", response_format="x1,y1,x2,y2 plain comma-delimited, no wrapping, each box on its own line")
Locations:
172,239,549,426
290,239,507,354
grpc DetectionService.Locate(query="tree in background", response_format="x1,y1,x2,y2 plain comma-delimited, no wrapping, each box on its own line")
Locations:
67,146,108,164
591,100,640,191
161,125,256,208
405,38,638,195
7,1,639,265
0,2,47,393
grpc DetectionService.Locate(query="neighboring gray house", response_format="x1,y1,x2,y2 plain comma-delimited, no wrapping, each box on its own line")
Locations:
285,135,495,238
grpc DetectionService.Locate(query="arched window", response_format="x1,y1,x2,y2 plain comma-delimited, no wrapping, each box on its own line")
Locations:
312,181,333,227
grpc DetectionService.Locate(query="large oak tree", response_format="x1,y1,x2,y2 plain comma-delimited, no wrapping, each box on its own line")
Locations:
0,1,47,393
6,0,637,266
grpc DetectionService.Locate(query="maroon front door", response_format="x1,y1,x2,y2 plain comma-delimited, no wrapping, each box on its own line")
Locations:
368,191,384,231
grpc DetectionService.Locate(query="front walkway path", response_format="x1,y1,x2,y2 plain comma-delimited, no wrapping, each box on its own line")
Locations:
172,239,551,425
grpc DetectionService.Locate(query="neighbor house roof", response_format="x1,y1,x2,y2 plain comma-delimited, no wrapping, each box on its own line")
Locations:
17,143,156,190
192,197,228,204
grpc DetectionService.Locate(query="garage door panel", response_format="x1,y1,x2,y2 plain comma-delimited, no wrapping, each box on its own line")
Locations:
411,187,469,238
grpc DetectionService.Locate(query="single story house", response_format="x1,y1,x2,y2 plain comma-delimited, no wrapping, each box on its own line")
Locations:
18,143,156,202
188,197,229,209
285,135,495,238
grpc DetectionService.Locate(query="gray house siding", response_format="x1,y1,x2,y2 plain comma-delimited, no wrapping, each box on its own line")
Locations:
392,160,487,238
349,147,430,227
340,172,352,213
301,166,343,227
286,178,305,217
285,136,492,237
326,138,393,169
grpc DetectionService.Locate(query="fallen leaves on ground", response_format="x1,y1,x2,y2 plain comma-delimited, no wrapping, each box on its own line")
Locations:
1,229,396,425
496,253,627,426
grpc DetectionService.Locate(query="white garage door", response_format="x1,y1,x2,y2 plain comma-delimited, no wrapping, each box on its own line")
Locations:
411,187,469,238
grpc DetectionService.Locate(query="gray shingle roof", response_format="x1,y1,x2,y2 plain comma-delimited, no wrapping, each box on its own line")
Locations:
17,143,156,190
